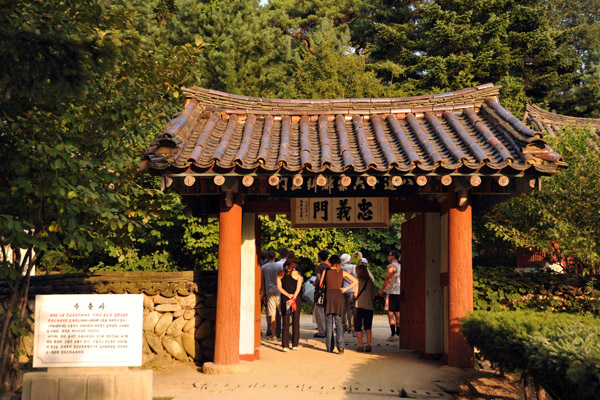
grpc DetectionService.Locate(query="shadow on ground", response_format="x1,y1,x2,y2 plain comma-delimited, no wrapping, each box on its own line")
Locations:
151,315,472,400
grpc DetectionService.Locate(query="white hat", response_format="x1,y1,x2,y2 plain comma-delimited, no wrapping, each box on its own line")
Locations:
359,257,368,265
340,253,351,264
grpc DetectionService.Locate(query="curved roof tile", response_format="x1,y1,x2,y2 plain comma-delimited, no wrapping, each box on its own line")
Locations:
144,85,566,175
524,103,600,137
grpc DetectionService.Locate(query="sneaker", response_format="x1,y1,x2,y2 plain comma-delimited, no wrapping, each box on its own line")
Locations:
365,345,372,352
387,335,396,342
269,336,277,342
338,347,344,354
292,347,298,351
313,333,326,338
357,346,365,352
282,347,289,352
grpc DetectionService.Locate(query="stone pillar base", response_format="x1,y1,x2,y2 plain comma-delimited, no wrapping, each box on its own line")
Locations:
202,361,252,375
22,368,152,400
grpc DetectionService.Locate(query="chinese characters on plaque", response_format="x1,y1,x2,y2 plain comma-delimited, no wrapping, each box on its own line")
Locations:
33,294,143,367
292,197,389,228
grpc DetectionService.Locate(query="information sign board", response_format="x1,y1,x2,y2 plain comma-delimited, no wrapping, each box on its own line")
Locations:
33,294,143,367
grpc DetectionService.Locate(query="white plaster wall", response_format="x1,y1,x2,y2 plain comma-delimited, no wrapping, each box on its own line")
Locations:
239,213,256,356
425,213,443,354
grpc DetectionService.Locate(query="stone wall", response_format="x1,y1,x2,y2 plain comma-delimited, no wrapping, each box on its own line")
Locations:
0,271,218,367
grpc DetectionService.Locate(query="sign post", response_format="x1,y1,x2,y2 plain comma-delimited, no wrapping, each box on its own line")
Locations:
33,294,143,367
23,294,151,400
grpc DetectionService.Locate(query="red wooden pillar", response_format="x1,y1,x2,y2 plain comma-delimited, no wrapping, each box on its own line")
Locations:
214,192,242,365
447,194,474,368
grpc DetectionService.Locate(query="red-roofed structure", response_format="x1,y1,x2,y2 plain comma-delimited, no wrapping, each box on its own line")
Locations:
142,84,566,372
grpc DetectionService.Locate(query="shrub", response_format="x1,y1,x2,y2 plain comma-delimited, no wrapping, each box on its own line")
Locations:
473,266,600,315
461,311,600,400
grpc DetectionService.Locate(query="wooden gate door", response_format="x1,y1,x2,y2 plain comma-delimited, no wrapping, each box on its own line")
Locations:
399,214,426,354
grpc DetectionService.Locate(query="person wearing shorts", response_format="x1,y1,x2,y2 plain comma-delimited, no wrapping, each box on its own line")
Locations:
353,259,378,352
260,250,282,340
380,250,401,342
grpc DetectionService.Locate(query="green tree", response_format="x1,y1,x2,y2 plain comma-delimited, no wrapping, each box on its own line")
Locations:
267,0,364,52
358,0,581,114
287,19,390,99
167,0,298,97
482,127,600,272
551,0,600,116
0,0,204,392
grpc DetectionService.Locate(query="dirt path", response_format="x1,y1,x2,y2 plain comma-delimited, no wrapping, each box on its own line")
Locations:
150,315,524,400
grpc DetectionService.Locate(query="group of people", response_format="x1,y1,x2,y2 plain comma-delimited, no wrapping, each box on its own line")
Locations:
260,247,402,354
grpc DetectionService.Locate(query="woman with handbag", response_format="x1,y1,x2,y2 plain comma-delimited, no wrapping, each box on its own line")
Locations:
276,257,303,351
319,254,357,354
354,259,379,352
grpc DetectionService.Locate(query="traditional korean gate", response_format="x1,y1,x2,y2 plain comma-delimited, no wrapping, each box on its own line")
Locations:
141,83,566,372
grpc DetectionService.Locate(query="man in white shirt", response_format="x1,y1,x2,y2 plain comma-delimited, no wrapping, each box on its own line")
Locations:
380,250,401,342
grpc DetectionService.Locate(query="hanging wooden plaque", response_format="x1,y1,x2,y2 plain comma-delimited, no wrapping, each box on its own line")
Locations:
291,197,389,228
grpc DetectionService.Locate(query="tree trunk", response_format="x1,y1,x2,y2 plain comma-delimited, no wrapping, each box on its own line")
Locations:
0,246,37,394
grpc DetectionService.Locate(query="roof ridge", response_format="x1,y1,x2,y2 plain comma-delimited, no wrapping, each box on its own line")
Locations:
181,84,500,114
525,103,600,127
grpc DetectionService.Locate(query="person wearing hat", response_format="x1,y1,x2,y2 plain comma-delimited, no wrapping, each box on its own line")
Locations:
354,258,379,352
340,253,356,333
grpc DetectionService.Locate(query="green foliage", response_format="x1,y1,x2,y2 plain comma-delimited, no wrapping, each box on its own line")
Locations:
167,0,298,97
473,266,600,314
0,0,205,392
258,214,401,282
259,215,356,275
357,0,582,111
461,311,600,400
0,0,115,110
288,19,390,99
267,0,364,50
482,127,600,272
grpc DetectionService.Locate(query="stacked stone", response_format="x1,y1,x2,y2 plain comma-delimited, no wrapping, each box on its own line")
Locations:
142,292,216,364
0,271,219,367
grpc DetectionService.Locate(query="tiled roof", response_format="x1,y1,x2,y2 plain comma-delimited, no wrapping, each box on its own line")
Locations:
143,84,565,176
524,103,600,137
